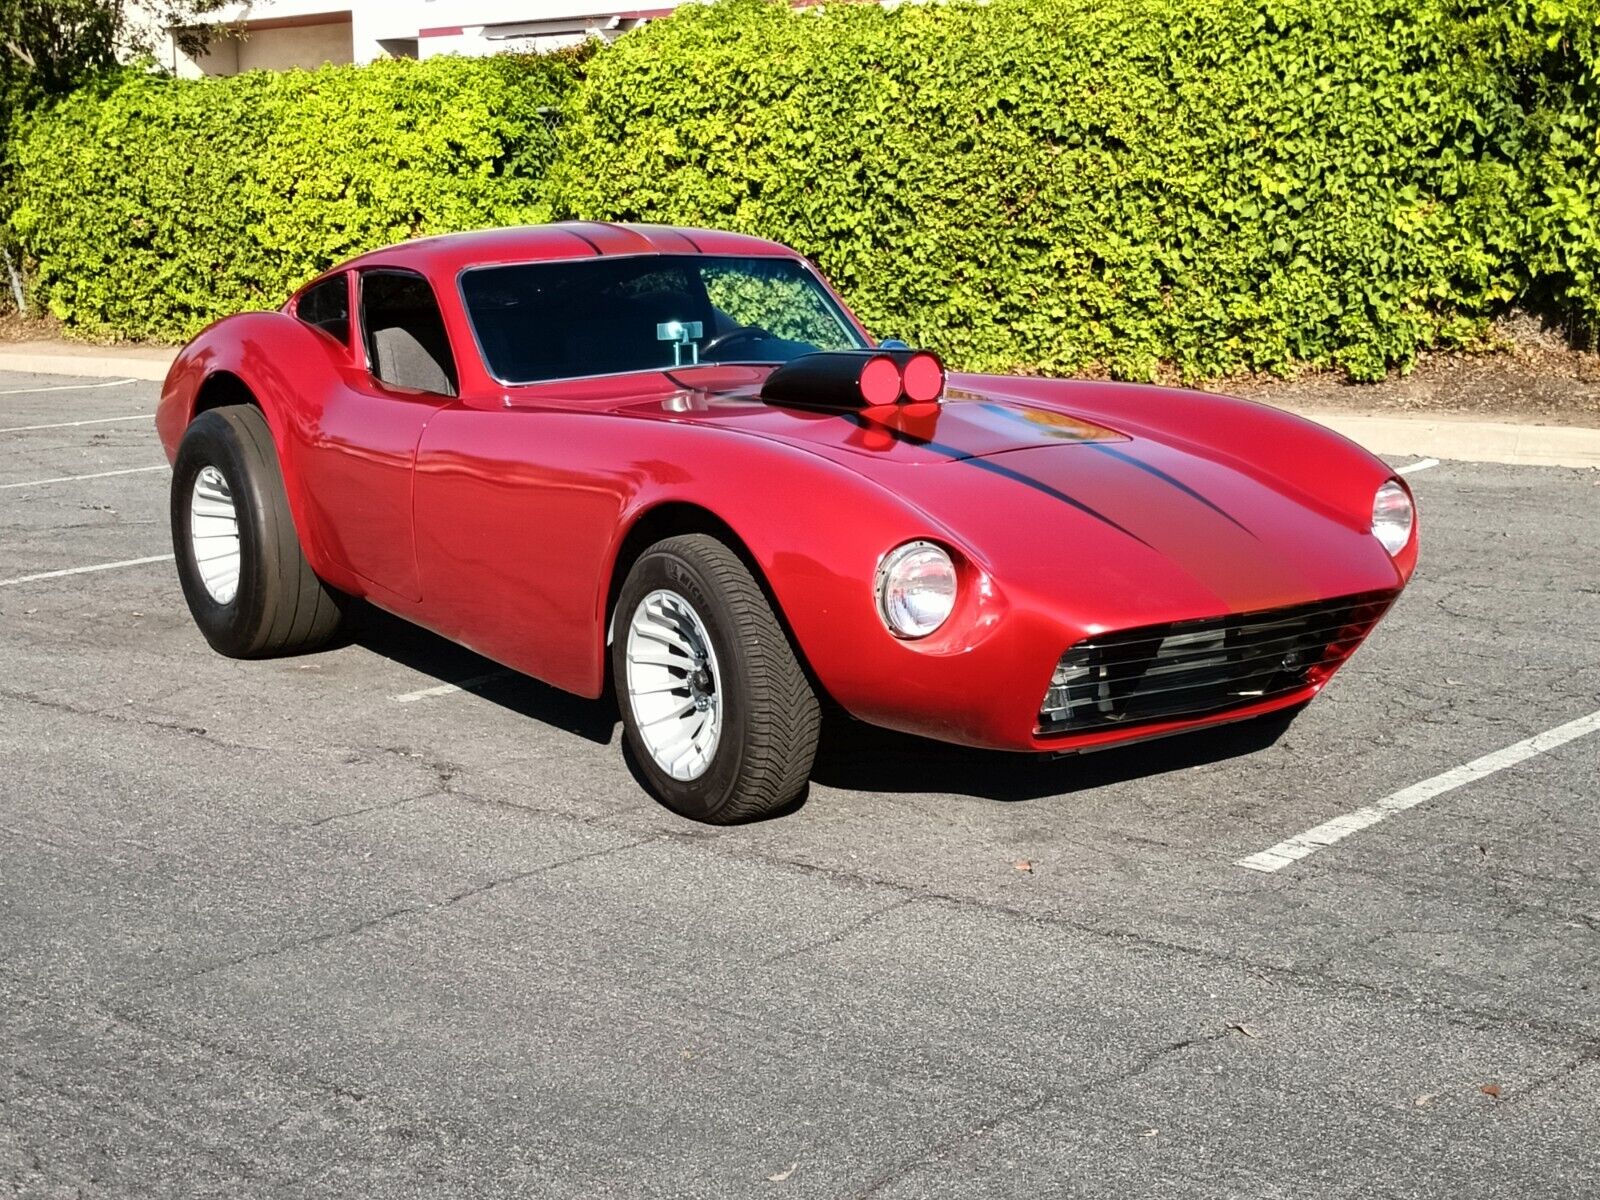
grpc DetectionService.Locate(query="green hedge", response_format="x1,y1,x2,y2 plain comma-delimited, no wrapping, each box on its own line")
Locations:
8,52,580,341
551,0,1549,381
1486,0,1600,339
7,0,1600,379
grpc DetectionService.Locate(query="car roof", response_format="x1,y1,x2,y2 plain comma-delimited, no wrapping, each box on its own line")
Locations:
336,222,801,278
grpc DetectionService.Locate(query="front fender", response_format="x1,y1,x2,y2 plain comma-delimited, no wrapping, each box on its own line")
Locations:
600,434,1017,711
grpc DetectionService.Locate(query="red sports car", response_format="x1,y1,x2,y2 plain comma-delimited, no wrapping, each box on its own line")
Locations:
157,223,1418,822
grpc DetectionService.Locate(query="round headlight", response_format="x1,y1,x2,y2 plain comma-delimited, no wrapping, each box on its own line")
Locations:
1372,480,1414,556
876,541,957,638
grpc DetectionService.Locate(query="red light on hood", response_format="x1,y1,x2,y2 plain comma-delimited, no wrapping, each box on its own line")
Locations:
900,352,945,403
858,355,904,406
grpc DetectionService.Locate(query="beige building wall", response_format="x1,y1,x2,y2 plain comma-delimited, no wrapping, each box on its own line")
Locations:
179,18,355,77
239,21,353,71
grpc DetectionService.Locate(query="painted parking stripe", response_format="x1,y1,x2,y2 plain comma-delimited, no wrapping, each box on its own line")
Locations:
0,465,168,490
1238,708,1600,872
392,670,515,703
0,554,174,588
0,412,154,433
0,378,140,398
1397,457,1440,476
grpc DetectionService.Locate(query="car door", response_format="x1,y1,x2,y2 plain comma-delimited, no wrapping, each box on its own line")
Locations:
294,268,459,602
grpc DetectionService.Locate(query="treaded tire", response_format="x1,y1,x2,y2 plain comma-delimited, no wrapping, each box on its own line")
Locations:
171,406,346,658
613,534,821,823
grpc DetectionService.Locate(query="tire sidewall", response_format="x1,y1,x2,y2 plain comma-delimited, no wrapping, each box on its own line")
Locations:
613,546,753,821
171,410,275,657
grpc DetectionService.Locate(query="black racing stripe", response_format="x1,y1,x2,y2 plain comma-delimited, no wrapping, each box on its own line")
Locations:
1086,442,1257,538
663,369,735,394
962,456,1154,548
580,219,659,254
840,414,1152,548
557,224,604,255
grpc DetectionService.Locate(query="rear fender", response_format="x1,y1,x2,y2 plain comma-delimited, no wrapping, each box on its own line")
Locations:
157,312,362,593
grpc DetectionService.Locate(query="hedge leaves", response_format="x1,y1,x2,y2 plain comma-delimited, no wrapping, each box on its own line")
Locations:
8,0,1599,380
9,53,579,341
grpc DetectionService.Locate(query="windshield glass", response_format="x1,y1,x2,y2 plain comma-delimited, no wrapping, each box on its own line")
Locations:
460,254,868,385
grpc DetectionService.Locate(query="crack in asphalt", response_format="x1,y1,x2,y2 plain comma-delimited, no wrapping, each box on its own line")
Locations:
125,834,664,999
762,897,916,965
0,686,271,754
91,1001,377,1109
302,787,445,828
651,830,1600,1053
1513,1041,1600,1103
853,1026,1240,1197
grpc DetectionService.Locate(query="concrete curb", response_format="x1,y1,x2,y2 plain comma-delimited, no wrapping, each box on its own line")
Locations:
0,346,176,383
1297,411,1600,471
1,343,1596,468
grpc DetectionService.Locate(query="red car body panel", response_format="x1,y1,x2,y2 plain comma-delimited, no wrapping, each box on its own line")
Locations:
157,223,1417,753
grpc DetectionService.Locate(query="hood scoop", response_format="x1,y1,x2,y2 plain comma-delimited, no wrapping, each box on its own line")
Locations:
760,349,946,410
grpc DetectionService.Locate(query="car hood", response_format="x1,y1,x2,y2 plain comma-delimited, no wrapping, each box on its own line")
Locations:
616,365,1128,461
611,365,1404,622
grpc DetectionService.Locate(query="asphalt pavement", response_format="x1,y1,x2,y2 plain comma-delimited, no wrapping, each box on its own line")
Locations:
2,370,1597,1198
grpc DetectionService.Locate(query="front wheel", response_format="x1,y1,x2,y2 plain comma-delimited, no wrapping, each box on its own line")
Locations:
171,406,346,658
612,534,821,823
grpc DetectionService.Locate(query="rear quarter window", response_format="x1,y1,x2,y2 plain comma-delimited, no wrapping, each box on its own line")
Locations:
296,274,350,347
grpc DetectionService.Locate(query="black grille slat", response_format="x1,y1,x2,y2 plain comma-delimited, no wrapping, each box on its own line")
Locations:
1038,592,1393,734
1075,611,1367,652
1079,631,1369,685
1066,659,1331,704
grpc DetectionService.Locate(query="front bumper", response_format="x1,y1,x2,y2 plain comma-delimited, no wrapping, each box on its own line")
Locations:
829,587,1400,754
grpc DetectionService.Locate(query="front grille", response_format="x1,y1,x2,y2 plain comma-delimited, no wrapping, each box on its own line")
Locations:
1037,591,1394,734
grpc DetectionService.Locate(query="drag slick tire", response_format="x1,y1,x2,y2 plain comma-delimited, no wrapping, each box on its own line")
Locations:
613,534,821,823
171,406,346,658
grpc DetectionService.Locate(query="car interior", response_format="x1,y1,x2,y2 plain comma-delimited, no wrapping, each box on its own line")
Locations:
294,273,350,347
360,269,459,396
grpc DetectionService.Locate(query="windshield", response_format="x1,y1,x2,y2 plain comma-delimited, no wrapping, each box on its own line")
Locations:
460,254,869,385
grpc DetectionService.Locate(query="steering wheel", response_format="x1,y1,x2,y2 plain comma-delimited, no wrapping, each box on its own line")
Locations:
699,326,774,358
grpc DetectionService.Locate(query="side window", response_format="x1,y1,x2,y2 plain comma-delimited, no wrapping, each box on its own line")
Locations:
360,270,459,397
296,273,349,346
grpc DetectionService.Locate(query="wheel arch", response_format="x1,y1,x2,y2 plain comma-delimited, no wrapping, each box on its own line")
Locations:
191,369,262,419
601,499,833,705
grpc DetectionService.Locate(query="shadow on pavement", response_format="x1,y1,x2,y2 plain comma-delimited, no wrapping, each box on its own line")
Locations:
348,603,1301,805
810,706,1304,802
349,603,619,746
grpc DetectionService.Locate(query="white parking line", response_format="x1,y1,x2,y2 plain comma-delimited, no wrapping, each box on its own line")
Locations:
0,554,174,588
0,378,139,398
0,465,168,490
1238,708,1600,873
1397,457,1441,476
0,412,154,433
392,670,515,704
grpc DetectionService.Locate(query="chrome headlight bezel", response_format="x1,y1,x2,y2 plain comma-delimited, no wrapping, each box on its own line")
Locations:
1371,479,1414,556
875,540,958,639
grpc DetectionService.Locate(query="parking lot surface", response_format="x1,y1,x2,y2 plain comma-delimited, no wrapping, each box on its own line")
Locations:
2,369,1598,1197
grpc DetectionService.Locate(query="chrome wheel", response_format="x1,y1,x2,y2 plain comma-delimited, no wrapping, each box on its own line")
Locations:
189,465,241,605
625,588,723,781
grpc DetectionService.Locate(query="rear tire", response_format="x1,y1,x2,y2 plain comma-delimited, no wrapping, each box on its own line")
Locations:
613,534,820,823
171,406,346,658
